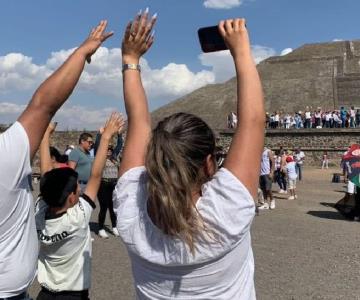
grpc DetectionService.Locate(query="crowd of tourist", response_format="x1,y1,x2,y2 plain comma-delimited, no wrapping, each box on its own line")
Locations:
266,106,360,129
0,12,265,300
257,147,305,210
227,106,360,130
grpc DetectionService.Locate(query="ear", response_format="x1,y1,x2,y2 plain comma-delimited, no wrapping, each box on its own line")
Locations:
204,154,216,177
67,192,77,207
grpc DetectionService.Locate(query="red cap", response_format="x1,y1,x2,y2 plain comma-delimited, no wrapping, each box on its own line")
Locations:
286,156,293,163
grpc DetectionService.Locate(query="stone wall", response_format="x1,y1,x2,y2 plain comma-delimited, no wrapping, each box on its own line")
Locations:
217,128,360,167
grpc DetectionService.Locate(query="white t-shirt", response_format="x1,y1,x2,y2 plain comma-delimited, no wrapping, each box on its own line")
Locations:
294,151,305,165
305,111,311,119
35,195,95,291
260,148,271,175
114,167,256,300
286,162,298,180
0,122,38,298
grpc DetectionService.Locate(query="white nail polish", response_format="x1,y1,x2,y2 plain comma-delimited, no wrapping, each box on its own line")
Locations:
138,9,142,15
151,30,155,37
145,7,149,14
152,13,157,19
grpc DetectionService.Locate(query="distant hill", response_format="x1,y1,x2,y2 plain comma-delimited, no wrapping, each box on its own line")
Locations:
152,40,360,130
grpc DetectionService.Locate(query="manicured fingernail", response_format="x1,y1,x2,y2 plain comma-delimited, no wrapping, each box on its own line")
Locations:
138,9,142,15
145,7,149,14
151,30,155,37
152,13,157,19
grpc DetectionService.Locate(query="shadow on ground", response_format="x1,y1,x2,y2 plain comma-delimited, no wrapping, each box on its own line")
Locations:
319,202,335,208
307,210,347,221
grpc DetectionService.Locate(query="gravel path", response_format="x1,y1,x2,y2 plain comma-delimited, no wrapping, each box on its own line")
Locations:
29,168,359,299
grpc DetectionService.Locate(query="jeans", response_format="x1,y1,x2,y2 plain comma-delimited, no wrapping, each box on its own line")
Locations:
97,180,117,229
295,163,302,181
275,170,287,190
341,117,346,127
350,117,355,128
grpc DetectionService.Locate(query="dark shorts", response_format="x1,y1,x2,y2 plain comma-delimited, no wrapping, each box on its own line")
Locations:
260,175,272,191
37,288,89,300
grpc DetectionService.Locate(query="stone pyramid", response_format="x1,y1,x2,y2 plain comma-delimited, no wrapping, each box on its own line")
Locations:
152,40,360,130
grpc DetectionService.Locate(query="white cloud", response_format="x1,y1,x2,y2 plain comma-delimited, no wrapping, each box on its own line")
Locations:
0,53,49,92
280,48,293,56
252,45,277,63
203,0,243,9
0,47,214,101
333,38,343,42
0,102,117,130
0,43,277,127
199,45,276,82
0,102,26,114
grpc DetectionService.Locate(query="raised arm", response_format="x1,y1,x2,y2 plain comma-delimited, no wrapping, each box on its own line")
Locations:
112,133,124,159
85,113,125,200
118,9,157,177
93,129,103,156
220,19,265,198
18,21,113,160
39,122,57,175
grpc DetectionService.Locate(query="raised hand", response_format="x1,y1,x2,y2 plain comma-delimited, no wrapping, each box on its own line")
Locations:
45,122,57,135
103,112,125,139
218,19,251,59
78,20,114,63
122,8,157,63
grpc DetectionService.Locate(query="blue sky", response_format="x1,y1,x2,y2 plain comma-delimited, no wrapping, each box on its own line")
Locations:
0,0,359,129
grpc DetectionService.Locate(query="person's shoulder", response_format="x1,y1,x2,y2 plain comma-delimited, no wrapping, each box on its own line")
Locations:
203,168,253,202
68,148,80,157
118,166,147,183
0,122,28,144
79,193,96,210
67,194,95,222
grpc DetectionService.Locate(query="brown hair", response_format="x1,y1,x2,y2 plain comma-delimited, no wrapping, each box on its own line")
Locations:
146,113,216,253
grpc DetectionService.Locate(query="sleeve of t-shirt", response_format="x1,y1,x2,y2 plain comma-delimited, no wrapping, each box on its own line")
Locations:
68,149,80,163
113,166,146,222
0,122,32,189
198,168,255,247
77,194,96,223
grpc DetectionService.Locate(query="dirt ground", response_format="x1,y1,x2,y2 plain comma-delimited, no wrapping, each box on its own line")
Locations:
29,167,360,300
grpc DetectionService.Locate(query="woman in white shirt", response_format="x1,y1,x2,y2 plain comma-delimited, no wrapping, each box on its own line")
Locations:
114,10,264,299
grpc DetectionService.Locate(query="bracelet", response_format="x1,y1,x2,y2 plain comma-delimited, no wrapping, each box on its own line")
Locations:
122,63,141,72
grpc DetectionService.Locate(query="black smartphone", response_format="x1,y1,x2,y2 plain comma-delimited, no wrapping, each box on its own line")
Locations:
198,26,227,53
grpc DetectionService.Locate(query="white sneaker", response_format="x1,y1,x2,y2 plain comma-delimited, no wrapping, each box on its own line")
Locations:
288,196,295,200
258,203,269,210
112,227,120,237
98,229,109,239
283,190,288,194
270,200,276,209
278,189,285,194
294,195,298,199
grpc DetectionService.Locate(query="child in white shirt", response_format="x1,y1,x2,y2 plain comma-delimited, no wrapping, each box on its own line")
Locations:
35,113,124,300
285,156,298,200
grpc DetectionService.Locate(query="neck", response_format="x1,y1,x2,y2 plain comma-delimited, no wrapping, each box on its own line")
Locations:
79,146,89,154
48,205,67,216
